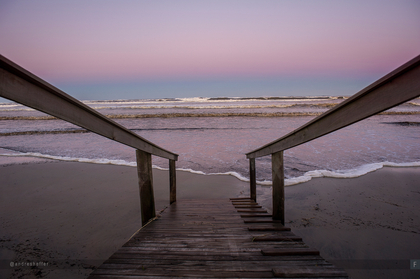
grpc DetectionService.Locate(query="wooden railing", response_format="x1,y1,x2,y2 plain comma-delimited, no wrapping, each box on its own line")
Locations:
246,54,420,224
0,54,178,226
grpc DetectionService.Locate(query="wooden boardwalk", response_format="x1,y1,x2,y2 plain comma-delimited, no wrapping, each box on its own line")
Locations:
89,198,348,278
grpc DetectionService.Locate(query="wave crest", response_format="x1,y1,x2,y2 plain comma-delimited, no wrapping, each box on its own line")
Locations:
1,150,419,187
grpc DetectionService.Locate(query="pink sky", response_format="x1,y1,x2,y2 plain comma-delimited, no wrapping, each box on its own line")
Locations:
1,0,419,84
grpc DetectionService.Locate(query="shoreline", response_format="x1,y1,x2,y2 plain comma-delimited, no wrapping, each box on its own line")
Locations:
1,159,419,278
2,110,420,121
2,149,420,188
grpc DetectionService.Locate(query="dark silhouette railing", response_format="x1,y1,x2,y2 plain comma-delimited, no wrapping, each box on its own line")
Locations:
246,54,420,224
0,54,178,226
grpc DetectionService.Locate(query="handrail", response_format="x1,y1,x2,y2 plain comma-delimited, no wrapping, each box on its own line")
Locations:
0,54,178,161
245,54,420,224
247,54,420,159
0,54,178,225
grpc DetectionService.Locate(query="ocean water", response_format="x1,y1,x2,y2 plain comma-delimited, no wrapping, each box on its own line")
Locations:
1,96,419,186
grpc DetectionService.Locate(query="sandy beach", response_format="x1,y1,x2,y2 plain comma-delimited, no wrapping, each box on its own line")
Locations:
0,158,247,278
1,158,419,278
281,167,420,279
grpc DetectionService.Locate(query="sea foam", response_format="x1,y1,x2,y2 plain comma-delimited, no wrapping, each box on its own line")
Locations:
284,161,420,186
1,149,419,187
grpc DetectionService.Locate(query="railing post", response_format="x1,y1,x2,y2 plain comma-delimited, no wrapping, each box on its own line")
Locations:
249,158,256,202
136,149,156,226
169,159,176,204
271,151,284,224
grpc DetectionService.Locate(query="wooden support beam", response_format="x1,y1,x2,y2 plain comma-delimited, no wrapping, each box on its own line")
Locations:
169,159,176,204
249,158,256,202
271,151,284,224
136,149,156,226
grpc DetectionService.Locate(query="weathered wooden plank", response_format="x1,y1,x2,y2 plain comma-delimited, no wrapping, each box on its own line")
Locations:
109,252,324,262
248,226,291,231
241,214,273,218
89,276,270,279
127,234,252,240
251,231,299,237
120,242,307,251
133,226,245,231
253,233,291,237
98,260,332,271
230,197,253,201
133,227,244,231
243,218,283,223
146,221,244,226
90,268,275,278
252,236,302,242
234,205,263,208
232,202,259,205
272,266,348,278
262,248,320,256
237,209,268,213
90,199,347,278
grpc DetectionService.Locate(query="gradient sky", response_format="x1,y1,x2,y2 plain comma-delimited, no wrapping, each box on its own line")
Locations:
1,0,419,100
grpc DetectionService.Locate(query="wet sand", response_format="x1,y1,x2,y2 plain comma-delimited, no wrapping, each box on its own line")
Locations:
0,159,247,278
0,159,419,278
280,167,420,279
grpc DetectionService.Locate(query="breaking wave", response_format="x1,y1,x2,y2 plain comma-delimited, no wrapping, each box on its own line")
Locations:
2,111,419,121
1,150,419,187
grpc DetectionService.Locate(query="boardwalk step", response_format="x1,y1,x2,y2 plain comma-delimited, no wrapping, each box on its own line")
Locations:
232,202,259,206
229,197,253,201
272,266,348,278
236,209,268,213
262,248,320,256
240,214,272,218
90,199,347,278
248,226,291,231
253,236,302,242
234,205,262,208
243,218,282,223
91,269,275,278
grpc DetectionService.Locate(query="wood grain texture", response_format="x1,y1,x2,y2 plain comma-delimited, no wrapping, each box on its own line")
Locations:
249,158,257,201
169,159,176,204
273,266,348,278
136,149,155,226
272,151,285,224
89,199,348,278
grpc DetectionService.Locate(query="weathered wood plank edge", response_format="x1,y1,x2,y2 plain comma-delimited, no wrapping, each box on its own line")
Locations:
97,261,335,271
108,253,325,261
89,199,348,278
262,248,320,256
248,226,291,231
272,266,348,278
